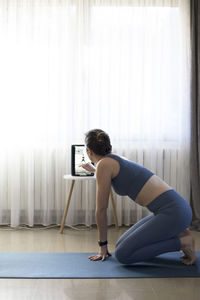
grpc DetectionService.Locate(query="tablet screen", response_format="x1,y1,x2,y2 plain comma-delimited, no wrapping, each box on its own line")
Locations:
71,145,94,176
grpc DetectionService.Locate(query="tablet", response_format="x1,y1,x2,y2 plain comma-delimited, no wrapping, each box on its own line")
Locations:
71,145,94,176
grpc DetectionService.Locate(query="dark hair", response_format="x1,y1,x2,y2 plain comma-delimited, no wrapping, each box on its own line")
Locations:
85,129,112,156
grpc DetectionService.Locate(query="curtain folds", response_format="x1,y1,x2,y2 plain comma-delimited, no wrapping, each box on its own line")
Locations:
190,0,200,231
0,0,191,227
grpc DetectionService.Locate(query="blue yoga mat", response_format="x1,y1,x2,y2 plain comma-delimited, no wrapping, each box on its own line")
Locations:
0,252,199,278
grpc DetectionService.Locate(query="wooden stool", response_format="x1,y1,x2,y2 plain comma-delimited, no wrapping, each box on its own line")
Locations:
60,175,119,233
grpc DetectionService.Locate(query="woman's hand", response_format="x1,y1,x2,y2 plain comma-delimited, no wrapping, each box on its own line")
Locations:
79,162,96,173
89,246,112,261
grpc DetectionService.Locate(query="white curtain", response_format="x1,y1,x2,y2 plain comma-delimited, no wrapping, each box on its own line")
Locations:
0,0,191,227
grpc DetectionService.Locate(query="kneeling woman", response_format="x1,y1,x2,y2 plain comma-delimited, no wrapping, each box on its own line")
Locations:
82,129,196,265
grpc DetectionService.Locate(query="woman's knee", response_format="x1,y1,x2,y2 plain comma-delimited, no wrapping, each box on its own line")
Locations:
115,245,130,264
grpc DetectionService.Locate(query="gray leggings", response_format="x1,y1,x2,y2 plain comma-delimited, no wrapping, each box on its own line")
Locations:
115,190,192,264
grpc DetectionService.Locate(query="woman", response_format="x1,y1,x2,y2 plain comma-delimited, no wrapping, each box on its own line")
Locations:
82,129,196,265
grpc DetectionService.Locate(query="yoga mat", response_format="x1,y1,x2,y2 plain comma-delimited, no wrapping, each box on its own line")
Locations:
0,252,199,278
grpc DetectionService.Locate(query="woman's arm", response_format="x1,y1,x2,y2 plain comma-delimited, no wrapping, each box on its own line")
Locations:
89,158,112,261
80,162,96,173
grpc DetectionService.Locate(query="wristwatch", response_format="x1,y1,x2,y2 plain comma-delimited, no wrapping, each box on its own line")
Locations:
98,240,108,246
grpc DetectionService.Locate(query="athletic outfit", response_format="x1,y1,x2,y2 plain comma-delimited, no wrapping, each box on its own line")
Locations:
106,153,192,264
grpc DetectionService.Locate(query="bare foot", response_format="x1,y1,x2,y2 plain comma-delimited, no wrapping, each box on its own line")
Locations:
179,229,197,265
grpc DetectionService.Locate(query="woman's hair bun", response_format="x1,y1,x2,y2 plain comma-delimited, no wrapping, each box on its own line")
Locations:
85,129,112,156
97,132,106,142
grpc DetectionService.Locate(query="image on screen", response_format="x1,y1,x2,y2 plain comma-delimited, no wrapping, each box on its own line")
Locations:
71,145,94,176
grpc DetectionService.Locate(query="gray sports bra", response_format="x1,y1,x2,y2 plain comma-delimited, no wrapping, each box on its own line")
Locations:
106,153,153,201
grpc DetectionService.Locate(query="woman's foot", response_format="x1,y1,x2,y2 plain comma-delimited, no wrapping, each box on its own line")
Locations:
179,229,197,265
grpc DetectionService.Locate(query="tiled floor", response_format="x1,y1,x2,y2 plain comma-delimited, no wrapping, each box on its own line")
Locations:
0,225,199,300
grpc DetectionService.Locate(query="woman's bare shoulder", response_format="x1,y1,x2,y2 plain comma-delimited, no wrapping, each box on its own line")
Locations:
97,156,117,168
96,156,120,179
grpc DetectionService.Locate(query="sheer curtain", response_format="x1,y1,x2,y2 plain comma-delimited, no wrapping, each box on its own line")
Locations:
0,0,191,227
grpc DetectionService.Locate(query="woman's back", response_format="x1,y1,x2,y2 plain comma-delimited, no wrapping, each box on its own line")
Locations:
106,153,153,200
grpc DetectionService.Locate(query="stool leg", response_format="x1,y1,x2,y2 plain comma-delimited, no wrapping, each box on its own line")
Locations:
110,189,119,231
60,180,75,233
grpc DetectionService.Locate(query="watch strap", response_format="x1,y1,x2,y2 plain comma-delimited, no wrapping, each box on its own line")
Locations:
98,240,108,246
